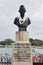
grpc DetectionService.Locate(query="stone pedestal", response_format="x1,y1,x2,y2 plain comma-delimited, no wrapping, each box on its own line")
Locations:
11,31,32,65
16,31,29,41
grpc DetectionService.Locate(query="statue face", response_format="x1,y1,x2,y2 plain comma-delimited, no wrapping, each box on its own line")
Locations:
20,10,25,15
18,5,26,18
19,5,26,13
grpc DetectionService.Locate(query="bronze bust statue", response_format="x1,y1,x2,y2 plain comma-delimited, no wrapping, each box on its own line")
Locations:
14,5,31,31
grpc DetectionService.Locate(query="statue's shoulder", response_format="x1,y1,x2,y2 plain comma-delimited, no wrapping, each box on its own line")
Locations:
14,17,19,21
25,17,30,20
14,17,19,23
26,17,31,25
14,17,19,26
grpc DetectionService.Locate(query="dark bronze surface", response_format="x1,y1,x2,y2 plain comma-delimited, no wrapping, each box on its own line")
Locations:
14,5,31,31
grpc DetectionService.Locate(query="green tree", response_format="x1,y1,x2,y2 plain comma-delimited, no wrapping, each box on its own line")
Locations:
0,39,14,45
29,38,43,46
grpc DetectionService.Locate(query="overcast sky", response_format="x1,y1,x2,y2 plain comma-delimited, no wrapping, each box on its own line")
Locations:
0,0,43,41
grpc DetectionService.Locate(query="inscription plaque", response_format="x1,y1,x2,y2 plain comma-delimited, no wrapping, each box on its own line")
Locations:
14,43,31,62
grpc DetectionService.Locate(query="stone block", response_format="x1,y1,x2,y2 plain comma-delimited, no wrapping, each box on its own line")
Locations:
16,31,29,41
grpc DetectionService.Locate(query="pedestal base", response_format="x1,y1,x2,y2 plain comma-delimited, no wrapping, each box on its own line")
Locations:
12,62,32,65
11,31,32,65
11,42,32,65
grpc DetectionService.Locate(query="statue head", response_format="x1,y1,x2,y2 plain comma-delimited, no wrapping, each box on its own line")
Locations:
18,5,26,18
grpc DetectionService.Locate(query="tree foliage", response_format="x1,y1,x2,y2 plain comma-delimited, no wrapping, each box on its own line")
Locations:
29,38,43,46
0,39,14,45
